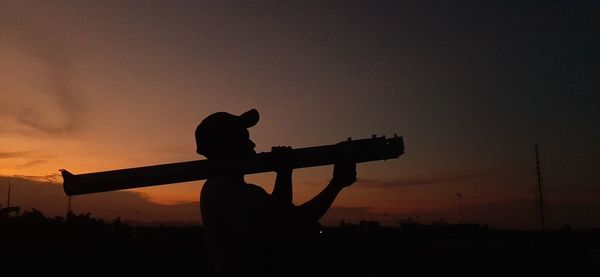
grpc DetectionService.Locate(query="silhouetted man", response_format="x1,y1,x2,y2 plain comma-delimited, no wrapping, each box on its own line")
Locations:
196,109,356,276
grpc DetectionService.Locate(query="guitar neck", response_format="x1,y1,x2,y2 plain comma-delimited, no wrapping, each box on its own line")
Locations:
62,135,404,196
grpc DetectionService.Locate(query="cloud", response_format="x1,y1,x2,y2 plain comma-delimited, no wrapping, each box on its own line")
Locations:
321,206,426,226
0,151,32,159
11,173,62,183
0,11,85,135
321,206,380,225
3,174,598,229
463,198,600,230
12,159,49,168
0,175,201,223
0,150,53,169
8,84,85,135
320,198,600,230
355,173,482,188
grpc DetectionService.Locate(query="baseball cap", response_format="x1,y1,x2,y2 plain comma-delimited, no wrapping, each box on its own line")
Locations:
195,109,259,155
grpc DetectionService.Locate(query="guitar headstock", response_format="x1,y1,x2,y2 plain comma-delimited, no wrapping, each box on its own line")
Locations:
339,134,405,162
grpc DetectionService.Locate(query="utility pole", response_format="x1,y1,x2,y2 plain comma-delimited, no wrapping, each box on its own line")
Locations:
67,196,72,215
135,210,140,227
7,182,11,207
535,144,546,231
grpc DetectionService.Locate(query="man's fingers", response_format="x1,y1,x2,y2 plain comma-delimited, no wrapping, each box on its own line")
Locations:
335,162,356,170
334,162,357,179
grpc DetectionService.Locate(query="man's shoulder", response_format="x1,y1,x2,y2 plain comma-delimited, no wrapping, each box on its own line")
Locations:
203,178,268,199
205,176,243,185
244,183,269,197
203,177,243,191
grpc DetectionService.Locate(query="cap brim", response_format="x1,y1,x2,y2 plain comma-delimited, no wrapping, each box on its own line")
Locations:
239,109,259,128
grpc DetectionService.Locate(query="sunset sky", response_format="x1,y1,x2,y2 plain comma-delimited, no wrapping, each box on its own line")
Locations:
1,1,598,229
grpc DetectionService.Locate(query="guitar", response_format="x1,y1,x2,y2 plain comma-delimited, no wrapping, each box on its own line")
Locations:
62,135,404,196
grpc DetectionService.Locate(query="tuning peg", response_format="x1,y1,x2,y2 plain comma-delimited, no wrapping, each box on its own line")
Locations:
394,133,398,138
372,134,376,139
347,137,352,141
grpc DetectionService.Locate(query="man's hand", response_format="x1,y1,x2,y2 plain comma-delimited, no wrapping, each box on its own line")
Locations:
331,162,357,188
271,146,294,175
271,146,294,205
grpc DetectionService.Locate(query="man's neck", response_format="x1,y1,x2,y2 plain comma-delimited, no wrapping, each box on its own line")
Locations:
214,174,245,184
204,156,247,181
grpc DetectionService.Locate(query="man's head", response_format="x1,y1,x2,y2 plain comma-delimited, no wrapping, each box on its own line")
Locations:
195,109,259,159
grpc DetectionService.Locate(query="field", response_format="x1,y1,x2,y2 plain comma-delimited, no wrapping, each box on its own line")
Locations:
1,210,598,276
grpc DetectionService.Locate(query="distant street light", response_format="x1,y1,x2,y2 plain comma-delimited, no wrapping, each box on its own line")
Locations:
456,192,463,223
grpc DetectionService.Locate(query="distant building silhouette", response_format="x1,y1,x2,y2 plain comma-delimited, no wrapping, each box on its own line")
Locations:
432,218,448,226
359,220,381,235
0,206,20,217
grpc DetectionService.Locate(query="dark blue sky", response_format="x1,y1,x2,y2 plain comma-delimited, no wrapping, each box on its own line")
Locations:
1,1,598,228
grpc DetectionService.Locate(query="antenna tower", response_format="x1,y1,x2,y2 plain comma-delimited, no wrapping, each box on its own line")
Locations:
535,144,547,231
456,192,463,223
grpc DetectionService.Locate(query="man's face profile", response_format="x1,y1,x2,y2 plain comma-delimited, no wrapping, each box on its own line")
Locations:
222,128,256,158
195,110,259,160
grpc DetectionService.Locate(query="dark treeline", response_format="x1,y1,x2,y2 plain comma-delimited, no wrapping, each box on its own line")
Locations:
1,209,206,276
1,209,598,276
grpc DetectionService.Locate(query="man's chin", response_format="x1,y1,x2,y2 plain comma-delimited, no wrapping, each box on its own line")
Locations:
239,150,256,158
